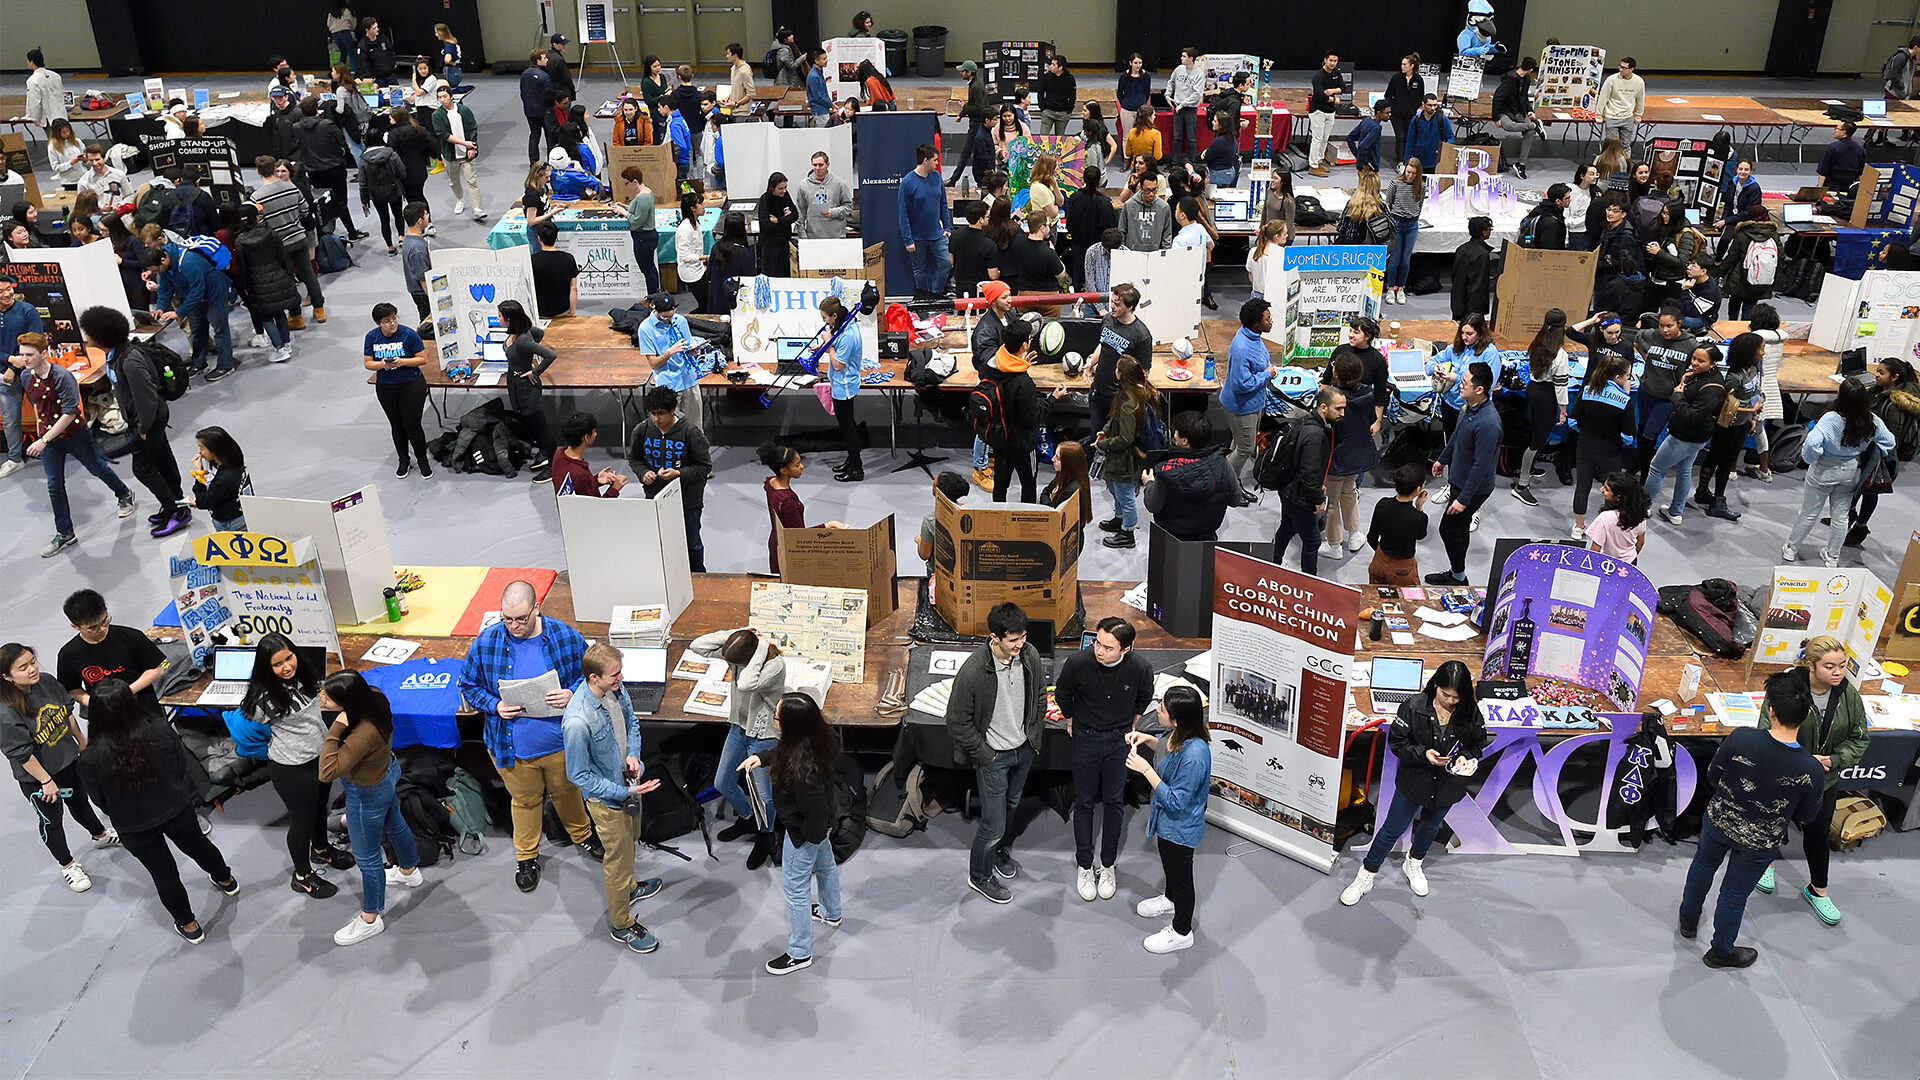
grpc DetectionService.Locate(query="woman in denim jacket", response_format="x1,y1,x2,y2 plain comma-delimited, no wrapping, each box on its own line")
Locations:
1784,380,1893,566
1126,684,1211,955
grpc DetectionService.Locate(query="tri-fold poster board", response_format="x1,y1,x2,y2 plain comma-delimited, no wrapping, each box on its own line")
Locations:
557,482,694,626
1749,566,1892,683
1110,246,1204,346
422,246,537,370
167,532,342,668
240,485,396,626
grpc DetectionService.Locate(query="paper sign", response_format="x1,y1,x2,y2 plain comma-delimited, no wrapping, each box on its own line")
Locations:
363,638,421,665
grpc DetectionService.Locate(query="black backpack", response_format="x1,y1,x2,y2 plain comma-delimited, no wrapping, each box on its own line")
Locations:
967,379,1011,444
135,340,192,401
1254,419,1306,492
1517,206,1546,248
391,781,458,867
639,753,715,860
829,754,868,863
762,45,783,81
1293,195,1334,227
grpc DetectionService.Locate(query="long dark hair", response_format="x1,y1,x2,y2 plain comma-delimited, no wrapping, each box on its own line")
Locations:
1452,313,1490,355
1424,660,1480,727
1047,440,1092,525
242,633,319,718
1600,469,1650,529
763,170,788,197
769,692,839,790
1163,684,1208,748
498,298,533,336
1833,379,1877,447
1725,332,1762,374
195,425,244,470
0,643,36,716
1527,309,1566,380
320,671,394,742
87,678,160,788
855,59,892,95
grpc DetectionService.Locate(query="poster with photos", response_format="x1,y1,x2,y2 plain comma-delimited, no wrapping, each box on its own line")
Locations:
143,137,247,209
1481,543,1659,711
981,40,1052,105
1536,44,1606,111
1643,136,1732,223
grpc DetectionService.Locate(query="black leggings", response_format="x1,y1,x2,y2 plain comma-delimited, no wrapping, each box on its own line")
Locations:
1572,445,1620,518
309,166,356,235
1801,786,1839,891
18,762,107,865
1158,836,1196,935
992,447,1037,503
120,805,232,928
1700,422,1749,499
509,380,556,457
369,194,404,246
836,398,862,472
267,759,333,876
401,175,427,208
129,424,185,508
375,378,431,468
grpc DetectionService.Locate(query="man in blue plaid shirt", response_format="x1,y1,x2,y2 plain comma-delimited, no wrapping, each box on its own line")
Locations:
458,580,604,892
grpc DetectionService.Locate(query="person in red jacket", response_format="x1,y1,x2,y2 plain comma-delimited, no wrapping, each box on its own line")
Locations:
550,412,629,497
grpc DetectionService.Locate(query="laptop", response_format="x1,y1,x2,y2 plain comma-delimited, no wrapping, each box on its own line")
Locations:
1780,202,1831,233
618,647,670,713
1213,192,1252,222
195,647,258,707
1027,618,1058,679
1862,99,1888,118
1386,347,1431,394
772,336,817,377
1367,656,1426,709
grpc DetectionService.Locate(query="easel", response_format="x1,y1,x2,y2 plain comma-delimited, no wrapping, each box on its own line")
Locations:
577,1,629,83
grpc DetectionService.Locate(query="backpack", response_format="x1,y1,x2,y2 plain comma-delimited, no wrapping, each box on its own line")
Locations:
1656,578,1745,659
1742,236,1778,287
1629,195,1666,241
391,781,457,867
181,235,231,272
165,189,210,238
967,379,1011,443
1883,46,1909,85
133,184,170,229
1829,794,1888,850
829,754,868,863
136,340,192,401
1518,205,1546,248
314,231,352,273
1293,195,1334,227
762,45,783,81
444,767,490,856
1134,400,1169,453
1255,418,1305,492
639,753,714,860
865,761,931,838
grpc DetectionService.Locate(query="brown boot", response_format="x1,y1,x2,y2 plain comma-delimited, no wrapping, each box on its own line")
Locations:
288,314,306,330
313,306,327,323
972,463,996,493
1308,165,1330,177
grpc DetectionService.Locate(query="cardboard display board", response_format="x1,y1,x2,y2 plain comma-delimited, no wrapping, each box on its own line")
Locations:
1495,244,1599,338
1890,533,1920,664
1481,543,1660,712
1433,143,1502,192
981,41,1051,105
1206,548,1358,873
0,133,43,208
1277,246,1386,360
1110,245,1206,346
144,137,247,210
748,580,868,683
0,245,133,368
1750,566,1892,683
1814,270,1920,361
930,489,1082,636
240,486,397,626
1253,256,1298,358
824,36,887,94
604,142,675,192
777,516,898,628
1643,136,1734,224
167,533,342,668
421,246,537,371
557,482,694,626
729,275,878,368
1536,44,1606,111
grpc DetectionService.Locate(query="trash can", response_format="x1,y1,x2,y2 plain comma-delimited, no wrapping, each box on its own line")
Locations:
913,25,948,79
878,29,909,78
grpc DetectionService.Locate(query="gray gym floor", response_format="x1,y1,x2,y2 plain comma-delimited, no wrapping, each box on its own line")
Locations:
2,69,1917,1080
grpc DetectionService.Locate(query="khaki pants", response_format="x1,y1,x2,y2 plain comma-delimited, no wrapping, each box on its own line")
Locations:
1324,473,1360,544
1369,548,1420,586
585,800,640,931
499,750,593,861
444,157,483,213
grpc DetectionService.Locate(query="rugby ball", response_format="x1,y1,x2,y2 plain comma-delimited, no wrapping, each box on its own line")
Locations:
1170,337,1193,361
1037,320,1066,358
1062,350,1085,375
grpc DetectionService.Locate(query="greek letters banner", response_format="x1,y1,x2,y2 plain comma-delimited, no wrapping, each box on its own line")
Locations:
1207,549,1360,872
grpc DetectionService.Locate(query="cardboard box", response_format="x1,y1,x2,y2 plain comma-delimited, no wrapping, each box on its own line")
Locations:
1495,243,1598,338
1,133,43,207
792,239,885,283
931,489,1083,636
776,515,899,628
1889,531,1920,664
605,142,676,191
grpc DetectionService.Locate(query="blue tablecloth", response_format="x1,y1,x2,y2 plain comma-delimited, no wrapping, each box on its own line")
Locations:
486,205,720,265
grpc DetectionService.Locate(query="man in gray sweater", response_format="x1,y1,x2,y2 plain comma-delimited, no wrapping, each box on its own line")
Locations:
945,601,1046,904
1121,173,1173,251
796,151,855,239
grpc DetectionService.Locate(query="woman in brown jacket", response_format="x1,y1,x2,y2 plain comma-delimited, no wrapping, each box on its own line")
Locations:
318,671,422,946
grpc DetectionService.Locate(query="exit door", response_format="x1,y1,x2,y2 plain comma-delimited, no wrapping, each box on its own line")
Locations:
1864,0,1920,77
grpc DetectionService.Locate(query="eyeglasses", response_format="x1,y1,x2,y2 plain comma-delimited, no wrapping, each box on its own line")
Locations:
500,611,537,626
76,615,112,634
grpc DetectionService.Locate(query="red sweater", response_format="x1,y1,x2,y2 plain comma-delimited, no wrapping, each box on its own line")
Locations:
551,449,616,497
764,477,805,573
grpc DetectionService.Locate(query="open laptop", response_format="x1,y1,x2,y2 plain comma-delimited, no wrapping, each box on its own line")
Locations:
772,336,818,377
1367,656,1426,709
1386,347,1431,394
619,647,671,713
195,647,258,708
1862,99,1888,119
1027,618,1058,679
1213,191,1252,222
1780,202,1827,233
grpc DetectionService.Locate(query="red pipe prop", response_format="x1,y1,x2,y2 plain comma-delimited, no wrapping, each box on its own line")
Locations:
949,292,1106,310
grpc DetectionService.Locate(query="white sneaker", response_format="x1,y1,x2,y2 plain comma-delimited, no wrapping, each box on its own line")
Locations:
1076,865,1098,902
385,866,423,889
1137,894,1176,918
452,200,465,215
1404,857,1430,897
1569,525,1586,542
1339,867,1375,906
1820,549,1840,567
1470,512,1481,532
1347,534,1366,553
271,345,293,363
0,459,24,479
334,914,386,945
1318,541,1339,559
1144,926,1194,953
1096,864,1117,900
92,827,121,848
247,333,269,349
1781,543,1798,563
473,210,489,222
62,862,93,892
424,224,437,237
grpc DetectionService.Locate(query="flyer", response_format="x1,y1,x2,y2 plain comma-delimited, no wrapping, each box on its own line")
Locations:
1482,543,1658,711
1753,566,1891,682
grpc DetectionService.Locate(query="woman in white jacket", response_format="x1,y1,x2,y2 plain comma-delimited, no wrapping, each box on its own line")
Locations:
689,627,787,868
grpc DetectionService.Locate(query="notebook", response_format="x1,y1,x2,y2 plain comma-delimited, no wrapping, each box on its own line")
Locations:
195,647,258,707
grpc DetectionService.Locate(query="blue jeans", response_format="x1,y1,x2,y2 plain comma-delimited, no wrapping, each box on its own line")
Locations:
260,309,290,348
1362,790,1447,872
970,745,1034,885
715,725,776,823
42,428,132,537
972,436,989,470
1679,816,1772,955
1643,434,1708,514
0,375,22,463
332,30,358,72
1271,497,1323,576
782,833,842,959
1173,107,1199,160
342,756,419,915
1106,478,1138,530
1208,166,1240,189
1386,217,1420,288
907,234,950,295
213,514,247,531
183,288,235,372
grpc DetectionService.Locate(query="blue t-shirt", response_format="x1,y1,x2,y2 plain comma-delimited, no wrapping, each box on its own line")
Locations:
360,658,464,749
825,316,863,401
507,632,564,761
364,325,425,384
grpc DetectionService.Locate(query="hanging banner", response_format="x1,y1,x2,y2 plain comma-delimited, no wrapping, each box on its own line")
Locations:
1536,44,1606,111
143,136,247,210
549,207,641,301
1481,542,1659,712
1206,549,1359,872
854,109,940,298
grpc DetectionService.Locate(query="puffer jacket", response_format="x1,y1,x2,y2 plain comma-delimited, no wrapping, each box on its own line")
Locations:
1143,442,1235,540
1717,219,1781,300
357,144,407,203
1328,384,1380,476
231,223,299,314
1874,375,1920,461
293,116,349,171
446,401,535,478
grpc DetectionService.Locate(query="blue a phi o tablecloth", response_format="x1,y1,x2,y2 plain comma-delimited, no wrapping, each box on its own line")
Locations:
361,657,465,749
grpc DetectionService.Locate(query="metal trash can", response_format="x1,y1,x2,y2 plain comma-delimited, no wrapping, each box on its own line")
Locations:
913,25,948,78
878,29,909,78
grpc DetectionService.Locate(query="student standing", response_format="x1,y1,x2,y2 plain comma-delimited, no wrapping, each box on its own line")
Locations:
529,221,579,319
1117,54,1152,118
750,693,846,973
1126,684,1211,953
1382,159,1425,304
1,643,116,893
561,644,665,954
397,203,433,323
497,299,558,482
1694,333,1764,520
982,320,1057,503
1594,58,1646,151
756,172,798,277
1346,103,1387,175
620,167,662,295
1305,51,1343,176
690,628,787,865
758,444,847,573
1586,472,1649,562
0,269,45,481
317,672,423,945
230,206,298,363
240,634,354,897
1144,413,1239,540
1384,54,1425,161
633,385,713,571
551,412,629,497
18,330,136,556
1450,216,1496,322
946,603,1046,904
1402,95,1451,176
1271,388,1340,576
1644,343,1728,527
1096,356,1159,549
1167,49,1205,162
1567,351,1635,540
1035,54,1077,136
144,241,234,383
1786,380,1895,567
1056,617,1153,903
820,296,866,482
77,679,236,943
1427,315,1495,435
1367,464,1430,586
1323,355,1379,557
899,145,952,297
1510,311,1570,508
57,589,165,712
1677,670,1823,968
636,291,704,432
1220,299,1279,492
188,426,250,531
1341,661,1486,906
362,303,432,478
1754,636,1870,926
672,194,707,310
1427,362,1500,586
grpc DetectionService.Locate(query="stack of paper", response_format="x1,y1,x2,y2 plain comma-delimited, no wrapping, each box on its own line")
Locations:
672,654,721,681
1705,692,1762,728
1860,695,1920,731
609,605,669,647
1120,582,1149,612
684,678,733,718
785,660,834,707
909,677,954,718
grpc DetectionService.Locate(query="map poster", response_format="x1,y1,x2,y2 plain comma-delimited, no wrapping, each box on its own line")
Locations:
748,580,868,683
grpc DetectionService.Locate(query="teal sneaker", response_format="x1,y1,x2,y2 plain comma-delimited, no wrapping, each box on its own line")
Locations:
1755,865,1775,894
1802,887,1841,926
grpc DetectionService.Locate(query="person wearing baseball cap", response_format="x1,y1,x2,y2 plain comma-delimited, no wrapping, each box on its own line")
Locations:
637,292,703,431
546,34,575,101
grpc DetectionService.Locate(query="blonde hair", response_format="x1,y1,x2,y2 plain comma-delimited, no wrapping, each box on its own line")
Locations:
581,643,623,679
1596,137,1629,177
1799,635,1846,666
1031,153,1058,191
1251,219,1287,261
1345,170,1384,220
434,22,457,43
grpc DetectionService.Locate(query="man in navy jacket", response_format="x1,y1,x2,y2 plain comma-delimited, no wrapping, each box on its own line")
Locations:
1428,361,1500,584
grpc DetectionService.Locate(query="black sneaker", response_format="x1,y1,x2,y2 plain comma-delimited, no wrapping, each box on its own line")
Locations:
1424,570,1466,585
175,920,206,945
1102,531,1135,548
396,461,412,478
811,903,841,927
211,875,240,896
314,845,357,871
717,818,757,842
515,858,541,892
1677,913,1698,939
968,876,1013,903
419,462,434,479
765,952,813,974
993,850,1021,879
1510,486,1538,507
205,366,235,383
578,835,606,862
1703,945,1758,969
1097,516,1122,533
1512,162,1528,180
292,872,339,899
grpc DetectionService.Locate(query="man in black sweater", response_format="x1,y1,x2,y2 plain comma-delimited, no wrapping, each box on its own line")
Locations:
1679,669,1824,969
1035,54,1077,137
1055,616,1154,902
1451,216,1496,323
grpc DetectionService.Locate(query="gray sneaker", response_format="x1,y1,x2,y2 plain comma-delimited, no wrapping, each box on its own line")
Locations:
969,876,1012,904
993,850,1021,879
41,533,77,558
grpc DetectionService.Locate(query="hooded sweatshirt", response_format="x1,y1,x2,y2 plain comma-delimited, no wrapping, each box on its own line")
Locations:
982,346,1044,452
1143,442,1237,540
1120,193,1172,251
795,170,854,239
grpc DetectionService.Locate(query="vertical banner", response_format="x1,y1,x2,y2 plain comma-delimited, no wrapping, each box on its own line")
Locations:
1207,548,1359,872
855,110,940,299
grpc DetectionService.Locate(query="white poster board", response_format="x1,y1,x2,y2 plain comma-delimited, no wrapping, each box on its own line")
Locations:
578,0,613,43
749,580,868,683
1810,270,1920,361
725,122,858,194
0,242,131,322
558,483,695,625
728,275,878,367
422,246,537,370
240,486,396,626
1279,245,1387,360
1446,55,1486,101
1110,245,1204,346
167,533,342,667
825,36,888,90
1536,44,1605,111
551,209,641,301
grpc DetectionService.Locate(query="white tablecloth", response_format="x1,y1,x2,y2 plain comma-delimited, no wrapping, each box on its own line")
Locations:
1296,184,1536,254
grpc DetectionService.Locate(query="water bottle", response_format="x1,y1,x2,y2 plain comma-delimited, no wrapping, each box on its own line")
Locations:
1037,425,1055,463
1203,352,1217,381
383,587,402,623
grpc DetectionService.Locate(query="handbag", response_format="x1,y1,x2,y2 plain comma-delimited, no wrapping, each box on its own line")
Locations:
1859,444,1895,495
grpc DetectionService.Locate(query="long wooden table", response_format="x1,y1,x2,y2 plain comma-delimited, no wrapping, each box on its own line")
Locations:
1756,96,1920,162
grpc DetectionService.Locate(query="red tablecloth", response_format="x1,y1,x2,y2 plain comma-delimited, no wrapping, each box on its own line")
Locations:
1142,106,1291,153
